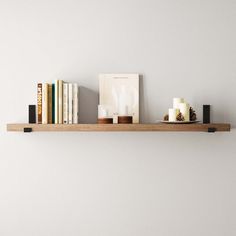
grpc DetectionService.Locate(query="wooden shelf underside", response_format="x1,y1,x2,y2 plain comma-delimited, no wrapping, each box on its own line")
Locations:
7,123,230,132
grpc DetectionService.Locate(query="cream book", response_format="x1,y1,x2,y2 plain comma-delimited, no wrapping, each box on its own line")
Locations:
54,80,59,124
42,83,49,124
73,84,79,124
99,74,139,123
58,80,63,124
68,83,73,124
63,83,69,124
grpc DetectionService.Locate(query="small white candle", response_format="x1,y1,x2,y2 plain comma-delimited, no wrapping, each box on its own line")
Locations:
169,108,180,122
173,98,184,109
179,103,190,121
101,108,108,117
98,105,108,118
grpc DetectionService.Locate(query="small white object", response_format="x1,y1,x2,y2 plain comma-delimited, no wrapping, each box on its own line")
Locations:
179,103,190,121
168,108,180,122
98,105,109,118
173,98,184,109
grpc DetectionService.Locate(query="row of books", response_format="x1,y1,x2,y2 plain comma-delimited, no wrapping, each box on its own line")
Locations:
37,80,79,124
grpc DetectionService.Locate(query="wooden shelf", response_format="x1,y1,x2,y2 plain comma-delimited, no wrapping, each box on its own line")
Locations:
7,123,230,133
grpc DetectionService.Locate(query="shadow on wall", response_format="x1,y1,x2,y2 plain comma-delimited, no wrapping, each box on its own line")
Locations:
139,75,145,123
139,74,149,123
79,87,98,124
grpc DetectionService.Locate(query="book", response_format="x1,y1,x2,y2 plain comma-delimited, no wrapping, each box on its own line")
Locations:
99,74,140,123
48,84,53,124
37,83,42,124
73,83,79,124
54,80,59,124
52,84,55,124
42,83,49,124
58,80,63,124
68,83,73,124
63,83,69,124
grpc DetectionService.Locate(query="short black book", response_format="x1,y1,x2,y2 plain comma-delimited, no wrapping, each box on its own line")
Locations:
29,105,36,124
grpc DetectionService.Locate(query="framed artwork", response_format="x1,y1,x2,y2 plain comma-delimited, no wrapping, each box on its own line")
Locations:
99,74,139,123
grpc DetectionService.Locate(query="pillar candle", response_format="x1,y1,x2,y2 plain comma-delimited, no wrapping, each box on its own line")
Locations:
168,108,180,122
173,98,184,109
179,103,190,121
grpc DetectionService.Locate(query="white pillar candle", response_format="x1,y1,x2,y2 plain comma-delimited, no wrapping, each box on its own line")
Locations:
179,103,190,121
168,108,180,122
173,98,184,109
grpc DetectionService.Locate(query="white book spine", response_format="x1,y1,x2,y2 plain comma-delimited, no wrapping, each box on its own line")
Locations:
58,80,63,124
73,84,79,124
54,80,59,124
42,83,48,124
63,83,69,124
68,83,73,124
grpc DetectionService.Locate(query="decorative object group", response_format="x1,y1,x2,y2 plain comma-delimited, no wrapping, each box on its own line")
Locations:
163,98,197,123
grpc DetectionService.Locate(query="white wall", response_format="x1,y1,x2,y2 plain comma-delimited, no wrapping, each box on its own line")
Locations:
0,0,236,236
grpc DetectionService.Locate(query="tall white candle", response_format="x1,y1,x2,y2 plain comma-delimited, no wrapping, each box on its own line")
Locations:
168,108,180,122
173,98,184,109
179,103,190,121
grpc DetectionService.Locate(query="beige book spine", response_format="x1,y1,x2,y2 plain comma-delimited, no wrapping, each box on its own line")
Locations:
54,80,59,124
73,84,79,124
68,83,73,124
58,80,63,124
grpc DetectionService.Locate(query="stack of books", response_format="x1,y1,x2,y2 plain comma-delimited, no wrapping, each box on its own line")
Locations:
37,80,79,124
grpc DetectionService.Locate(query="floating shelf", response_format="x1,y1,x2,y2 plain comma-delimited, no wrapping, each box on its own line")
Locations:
6,123,230,133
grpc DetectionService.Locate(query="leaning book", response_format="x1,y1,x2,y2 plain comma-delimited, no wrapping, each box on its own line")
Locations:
99,74,140,123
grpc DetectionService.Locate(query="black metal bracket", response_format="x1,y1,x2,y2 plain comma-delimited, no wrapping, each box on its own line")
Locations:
24,127,32,133
208,127,216,133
